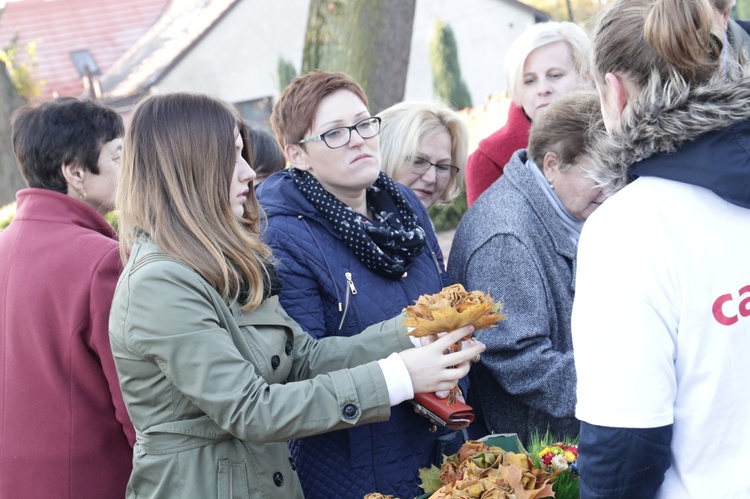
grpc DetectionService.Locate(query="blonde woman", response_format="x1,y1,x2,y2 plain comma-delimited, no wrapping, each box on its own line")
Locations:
110,92,483,498
465,21,593,205
378,101,469,209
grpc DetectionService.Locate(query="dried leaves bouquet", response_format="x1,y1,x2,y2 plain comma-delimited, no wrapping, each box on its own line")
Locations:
403,284,505,403
421,440,556,499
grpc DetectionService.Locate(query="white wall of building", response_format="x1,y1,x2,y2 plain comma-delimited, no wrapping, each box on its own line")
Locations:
156,0,538,112
406,0,540,108
156,0,310,104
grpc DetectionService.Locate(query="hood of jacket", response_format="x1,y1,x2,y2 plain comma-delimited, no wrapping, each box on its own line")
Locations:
589,66,750,208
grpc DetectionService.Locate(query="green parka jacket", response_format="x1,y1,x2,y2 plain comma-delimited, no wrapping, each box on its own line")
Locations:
109,240,413,498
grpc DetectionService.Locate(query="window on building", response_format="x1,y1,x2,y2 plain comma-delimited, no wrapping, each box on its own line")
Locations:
237,96,274,129
70,50,100,77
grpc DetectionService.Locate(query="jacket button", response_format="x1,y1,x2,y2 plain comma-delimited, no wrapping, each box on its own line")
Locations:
273,471,284,486
271,355,280,369
288,457,297,471
285,340,293,356
342,404,358,419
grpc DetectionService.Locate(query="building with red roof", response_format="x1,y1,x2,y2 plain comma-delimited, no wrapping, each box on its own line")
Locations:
0,0,169,99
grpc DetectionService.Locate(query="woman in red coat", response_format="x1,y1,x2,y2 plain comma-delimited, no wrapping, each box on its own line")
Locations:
465,21,593,205
0,98,135,498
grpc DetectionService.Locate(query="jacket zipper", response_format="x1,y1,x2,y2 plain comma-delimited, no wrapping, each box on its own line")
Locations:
338,272,358,330
432,251,443,274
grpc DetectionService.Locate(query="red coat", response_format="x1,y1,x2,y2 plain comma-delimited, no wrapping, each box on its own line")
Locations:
0,189,134,498
465,102,531,206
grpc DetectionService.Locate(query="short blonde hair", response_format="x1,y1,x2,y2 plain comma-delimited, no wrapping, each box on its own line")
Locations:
505,21,593,105
377,101,469,205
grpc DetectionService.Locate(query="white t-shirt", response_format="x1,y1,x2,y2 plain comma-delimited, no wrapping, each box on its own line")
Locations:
573,177,750,498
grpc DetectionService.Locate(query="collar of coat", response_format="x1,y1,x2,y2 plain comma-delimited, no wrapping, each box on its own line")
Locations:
589,62,750,197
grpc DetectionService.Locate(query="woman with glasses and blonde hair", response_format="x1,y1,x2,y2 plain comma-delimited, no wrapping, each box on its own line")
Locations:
110,92,482,499
256,71,460,499
377,101,469,209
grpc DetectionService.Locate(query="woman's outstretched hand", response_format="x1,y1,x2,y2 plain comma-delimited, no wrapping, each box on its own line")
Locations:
399,325,485,394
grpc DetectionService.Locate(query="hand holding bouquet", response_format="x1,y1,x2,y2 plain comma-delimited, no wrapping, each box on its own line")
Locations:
404,284,505,404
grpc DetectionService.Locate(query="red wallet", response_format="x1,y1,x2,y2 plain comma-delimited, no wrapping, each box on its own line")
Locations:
410,392,475,430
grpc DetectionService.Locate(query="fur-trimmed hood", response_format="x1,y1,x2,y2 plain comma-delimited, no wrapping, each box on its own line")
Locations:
589,66,750,208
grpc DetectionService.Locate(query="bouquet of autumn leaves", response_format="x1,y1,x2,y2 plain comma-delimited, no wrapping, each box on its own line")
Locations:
420,440,556,499
403,284,505,404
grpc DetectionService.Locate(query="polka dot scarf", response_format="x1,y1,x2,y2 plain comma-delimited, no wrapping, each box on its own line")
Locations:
289,168,426,280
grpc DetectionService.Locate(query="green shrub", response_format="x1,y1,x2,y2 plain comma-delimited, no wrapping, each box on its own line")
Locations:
0,201,16,231
277,56,297,92
428,189,468,232
0,202,119,232
429,19,472,110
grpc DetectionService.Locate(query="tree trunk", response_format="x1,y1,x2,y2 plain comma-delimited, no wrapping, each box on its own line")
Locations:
0,66,25,206
302,0,416,114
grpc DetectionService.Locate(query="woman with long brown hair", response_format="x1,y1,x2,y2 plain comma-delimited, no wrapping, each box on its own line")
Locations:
110,92,483,498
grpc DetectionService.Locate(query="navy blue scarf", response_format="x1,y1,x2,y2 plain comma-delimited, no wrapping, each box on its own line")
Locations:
289,168,426,280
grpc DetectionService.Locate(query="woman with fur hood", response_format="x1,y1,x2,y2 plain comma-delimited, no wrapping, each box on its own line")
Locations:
572,0,750,498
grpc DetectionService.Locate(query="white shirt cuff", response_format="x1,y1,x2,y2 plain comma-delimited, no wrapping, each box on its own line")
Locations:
377,352,414,406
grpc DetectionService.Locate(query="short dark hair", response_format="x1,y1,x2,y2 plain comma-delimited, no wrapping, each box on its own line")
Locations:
11,98,124,193
246,126,285,179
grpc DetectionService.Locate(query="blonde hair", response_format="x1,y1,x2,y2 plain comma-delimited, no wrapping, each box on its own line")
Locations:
592,0,722,91
117,93,273,311
505,21,593,105
377,101,468,205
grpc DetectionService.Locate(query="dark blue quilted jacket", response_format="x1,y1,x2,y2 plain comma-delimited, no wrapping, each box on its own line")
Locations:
256,170,453,499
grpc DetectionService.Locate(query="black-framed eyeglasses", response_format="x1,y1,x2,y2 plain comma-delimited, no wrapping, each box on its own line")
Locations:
298,116,381,149
409,156,459,177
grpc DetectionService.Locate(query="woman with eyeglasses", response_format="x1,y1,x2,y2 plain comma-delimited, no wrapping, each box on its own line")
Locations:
449,91,605,447
377,101,469,210
255,71,458,499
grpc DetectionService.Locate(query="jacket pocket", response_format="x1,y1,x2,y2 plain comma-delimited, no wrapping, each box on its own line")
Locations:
217,459,251,499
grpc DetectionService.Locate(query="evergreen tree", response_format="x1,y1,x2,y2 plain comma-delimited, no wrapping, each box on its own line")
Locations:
0,64,26,205
429,19,472,111
277,56,296,92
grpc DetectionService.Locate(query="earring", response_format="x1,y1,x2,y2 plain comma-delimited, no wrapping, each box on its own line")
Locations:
549,181,554,190
78,187,87,202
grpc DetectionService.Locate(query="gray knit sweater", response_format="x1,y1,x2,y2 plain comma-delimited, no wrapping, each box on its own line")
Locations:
448,150,579,445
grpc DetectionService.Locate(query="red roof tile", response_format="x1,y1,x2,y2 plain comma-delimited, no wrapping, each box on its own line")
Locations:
0,0,170,99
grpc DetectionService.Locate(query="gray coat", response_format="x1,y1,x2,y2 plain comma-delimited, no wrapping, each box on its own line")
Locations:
109,240,413,498
448,151,579,445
